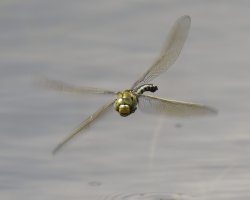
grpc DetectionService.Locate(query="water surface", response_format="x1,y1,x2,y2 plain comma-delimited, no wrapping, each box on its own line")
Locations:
1,1,250,199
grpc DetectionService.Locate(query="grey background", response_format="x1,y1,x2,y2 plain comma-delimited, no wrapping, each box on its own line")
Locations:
1,0,250,199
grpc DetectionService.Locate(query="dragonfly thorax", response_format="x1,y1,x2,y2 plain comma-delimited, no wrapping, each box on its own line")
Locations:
114,90,138,117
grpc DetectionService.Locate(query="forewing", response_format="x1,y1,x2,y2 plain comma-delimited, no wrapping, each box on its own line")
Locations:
131,15,191,89
138,94,217,117
53,100,115,154
38,78,116,96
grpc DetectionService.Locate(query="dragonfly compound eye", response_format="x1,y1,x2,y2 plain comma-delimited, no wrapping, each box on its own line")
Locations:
119,105,130,117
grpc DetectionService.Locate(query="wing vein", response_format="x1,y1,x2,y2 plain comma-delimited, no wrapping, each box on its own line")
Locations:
53,99,115,154
37,78,117,95
138,94,217,117
131,15,191,89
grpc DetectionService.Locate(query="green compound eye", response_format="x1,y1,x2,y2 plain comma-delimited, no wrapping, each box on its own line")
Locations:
123,98,131,105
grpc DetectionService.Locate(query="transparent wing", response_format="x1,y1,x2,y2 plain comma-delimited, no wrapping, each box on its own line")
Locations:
131,15,191,89
138,94,217,117
53,99,115,154
38,78,117,96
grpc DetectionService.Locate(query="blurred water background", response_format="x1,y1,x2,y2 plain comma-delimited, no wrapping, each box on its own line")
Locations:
1,0,250,199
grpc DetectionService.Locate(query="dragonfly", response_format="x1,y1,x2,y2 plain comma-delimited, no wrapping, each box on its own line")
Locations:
44,15,217,154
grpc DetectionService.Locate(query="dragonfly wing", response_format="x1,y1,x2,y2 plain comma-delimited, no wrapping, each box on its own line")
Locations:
138,94,217,117
38,78,117,95
53,99,115,154
131,15,191,89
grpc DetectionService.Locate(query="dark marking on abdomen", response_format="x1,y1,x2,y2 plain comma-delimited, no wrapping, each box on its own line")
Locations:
134,84,158,94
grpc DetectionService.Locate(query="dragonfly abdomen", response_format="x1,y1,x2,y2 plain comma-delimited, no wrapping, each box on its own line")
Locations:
135,84,158,95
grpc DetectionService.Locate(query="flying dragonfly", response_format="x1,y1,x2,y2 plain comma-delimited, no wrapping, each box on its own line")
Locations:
44,15,217,154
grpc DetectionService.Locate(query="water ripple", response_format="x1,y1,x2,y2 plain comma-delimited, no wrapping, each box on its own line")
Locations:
101,192,192,200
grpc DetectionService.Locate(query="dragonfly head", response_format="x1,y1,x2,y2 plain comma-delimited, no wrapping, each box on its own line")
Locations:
114,90,138,117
